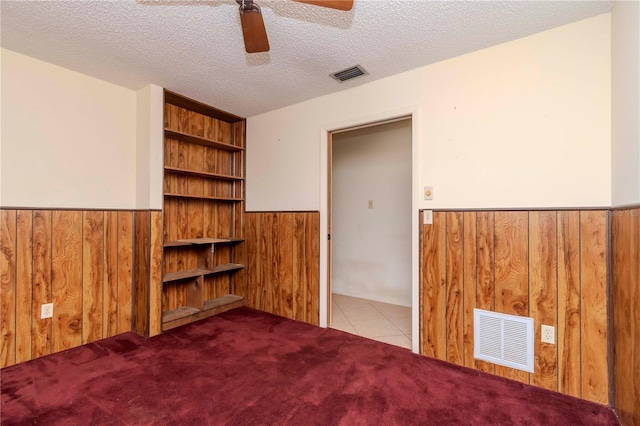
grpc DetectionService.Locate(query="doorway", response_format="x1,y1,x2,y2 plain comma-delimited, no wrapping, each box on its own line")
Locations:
329,120,412,348
320,108,419,353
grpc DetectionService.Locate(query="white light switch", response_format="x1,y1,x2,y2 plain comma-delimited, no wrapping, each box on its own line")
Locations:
368,200,373,209
423,210,433,225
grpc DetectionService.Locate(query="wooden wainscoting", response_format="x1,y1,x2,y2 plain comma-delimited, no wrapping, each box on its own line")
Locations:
132,210,163,338
244,212,320,326
419,210,609,404
611,207,640,425
0,209,138,368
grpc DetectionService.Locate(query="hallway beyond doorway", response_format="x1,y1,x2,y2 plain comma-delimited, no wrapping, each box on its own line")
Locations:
330,293,411,350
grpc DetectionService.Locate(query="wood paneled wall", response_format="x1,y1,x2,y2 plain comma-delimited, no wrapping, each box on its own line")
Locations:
244,212,320,326
419,210,609,404
611,207,640,425
133,211,163,338
0,209,137,368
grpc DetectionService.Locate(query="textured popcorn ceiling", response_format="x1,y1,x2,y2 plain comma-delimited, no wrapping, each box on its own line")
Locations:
1,0,612,117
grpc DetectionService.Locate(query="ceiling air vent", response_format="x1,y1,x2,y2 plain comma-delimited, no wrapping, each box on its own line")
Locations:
330,65,368,82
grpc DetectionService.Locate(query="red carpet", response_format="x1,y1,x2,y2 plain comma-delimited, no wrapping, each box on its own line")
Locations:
1,307,619,425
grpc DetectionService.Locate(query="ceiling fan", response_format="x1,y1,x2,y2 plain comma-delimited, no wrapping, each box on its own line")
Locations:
237,0,353,53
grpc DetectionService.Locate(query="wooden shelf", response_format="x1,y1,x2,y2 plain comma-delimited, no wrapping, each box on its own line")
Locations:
162,240,194,248
162,294,244,331
164,237,244,248
211,263,244,274
163,268,212,283
164,166,243,181
165,129,243,152
163,263,244,283
216,237,244,244
164,193,243,202
162,306,200,323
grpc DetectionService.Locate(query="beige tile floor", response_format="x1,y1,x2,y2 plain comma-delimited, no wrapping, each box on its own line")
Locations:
330,293,412,350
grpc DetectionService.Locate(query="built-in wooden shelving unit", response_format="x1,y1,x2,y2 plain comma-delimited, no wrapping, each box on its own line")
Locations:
161,90,246,331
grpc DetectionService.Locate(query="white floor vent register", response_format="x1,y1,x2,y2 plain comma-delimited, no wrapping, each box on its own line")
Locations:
473,309,534,373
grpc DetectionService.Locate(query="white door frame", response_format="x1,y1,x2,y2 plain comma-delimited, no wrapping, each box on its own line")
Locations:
319,105,420,354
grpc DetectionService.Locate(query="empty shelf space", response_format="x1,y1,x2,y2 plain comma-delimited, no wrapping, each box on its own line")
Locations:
162,264,244,283
162,294,244,331
165,90,244,124
164,192,243,202
204,294,243,311
164,166,243,181
165,129,243,152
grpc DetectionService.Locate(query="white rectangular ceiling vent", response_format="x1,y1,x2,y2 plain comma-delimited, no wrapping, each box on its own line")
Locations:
474,309,534,373
330,65,368,82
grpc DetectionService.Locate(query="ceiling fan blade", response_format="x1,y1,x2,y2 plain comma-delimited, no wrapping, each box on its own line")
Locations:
293,0,353,11
239,3,270,53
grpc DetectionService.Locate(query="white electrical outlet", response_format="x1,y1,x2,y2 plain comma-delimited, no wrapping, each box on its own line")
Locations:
41,303,53,319
541,324,555,344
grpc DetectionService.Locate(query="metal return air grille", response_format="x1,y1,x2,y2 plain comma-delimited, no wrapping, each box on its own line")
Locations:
331,65,368,82
474,308,534,373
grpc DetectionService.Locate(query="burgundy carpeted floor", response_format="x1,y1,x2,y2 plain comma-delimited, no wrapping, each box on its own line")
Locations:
1,307,619,425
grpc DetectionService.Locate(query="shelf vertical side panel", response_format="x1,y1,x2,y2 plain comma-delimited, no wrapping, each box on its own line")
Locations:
133,211,150,337
186,276,205,311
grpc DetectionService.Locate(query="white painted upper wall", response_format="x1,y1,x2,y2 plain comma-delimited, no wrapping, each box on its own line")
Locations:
611,1,640,206
247,14,612,211
0,49,4,207
332,120,412,306
1,48,137,209
136,84,165,210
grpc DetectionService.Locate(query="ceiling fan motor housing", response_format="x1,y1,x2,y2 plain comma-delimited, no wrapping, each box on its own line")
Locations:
237,0,257,11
